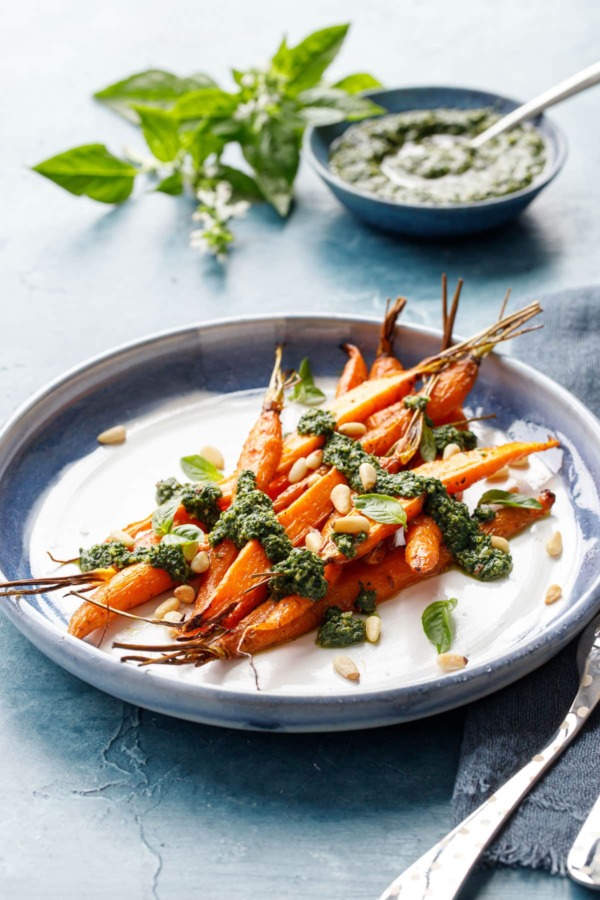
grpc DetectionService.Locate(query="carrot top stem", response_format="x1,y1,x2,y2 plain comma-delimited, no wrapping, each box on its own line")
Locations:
377,297,407,357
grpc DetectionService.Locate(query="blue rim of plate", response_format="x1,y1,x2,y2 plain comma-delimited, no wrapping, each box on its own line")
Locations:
0,313,599,733
304,84,568,211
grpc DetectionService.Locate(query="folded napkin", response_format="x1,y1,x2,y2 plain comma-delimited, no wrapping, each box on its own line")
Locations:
452,285,600,874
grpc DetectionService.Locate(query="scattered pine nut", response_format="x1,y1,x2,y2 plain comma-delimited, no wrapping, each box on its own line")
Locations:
307,472,322,487
437,653,468,672
338,422,367,438
491,535,510,554
333,654,360,682
190,551,210,574
174,585,196,604
333,515,370,535
163,610,184,625
97,425,126,445
200,445,225,469
546,531,563,558
359,462,378,491
510,457,530,469
545,584,562,605
155,597,181,619
331,483,352,515
289,458,308,484
108,529,135,549
442,443,461,460
305,529,323,554
365,616,381,643
486,466,509,482
306,449,323,470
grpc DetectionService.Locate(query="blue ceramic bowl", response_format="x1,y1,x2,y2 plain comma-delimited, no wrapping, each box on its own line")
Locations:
305,86,568,238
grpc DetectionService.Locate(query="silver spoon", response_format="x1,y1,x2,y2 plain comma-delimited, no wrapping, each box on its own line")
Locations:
378,611,600,900
471,60,600,148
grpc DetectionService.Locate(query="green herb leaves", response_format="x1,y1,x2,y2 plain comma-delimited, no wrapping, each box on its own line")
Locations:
477,489,542,510
289,358,326,406
32,145,138,203
152,494,181,536
162,524,204,561
354,493,407,526
32,25,381,259
422,598,458,654
419,422,437,462
180,454,224,483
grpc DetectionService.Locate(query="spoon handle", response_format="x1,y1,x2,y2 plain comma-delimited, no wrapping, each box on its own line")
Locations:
378,630,600,900
567,791,600,889
471,60,600,148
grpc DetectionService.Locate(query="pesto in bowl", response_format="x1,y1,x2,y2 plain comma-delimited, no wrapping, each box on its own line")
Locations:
329,108,547,206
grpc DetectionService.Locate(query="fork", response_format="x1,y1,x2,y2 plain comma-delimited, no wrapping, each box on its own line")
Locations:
378,612,600,900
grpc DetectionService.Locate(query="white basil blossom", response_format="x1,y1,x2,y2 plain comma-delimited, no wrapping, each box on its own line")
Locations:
190,181,251,261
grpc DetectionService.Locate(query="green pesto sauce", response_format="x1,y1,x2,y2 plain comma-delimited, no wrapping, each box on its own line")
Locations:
329,108,546,205
332,530,368,559
433,425,477,453
316,607,366,648
297,408,336,437
321,431,511,580
270,549,328,602
354,582,377,614
79,540,191,583
155,478,222,529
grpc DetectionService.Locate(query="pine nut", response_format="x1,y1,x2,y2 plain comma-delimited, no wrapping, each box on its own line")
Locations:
331,484,352,515
486,466,510,482
544,584,562,605
491,535,510,553
108,529,135,549
163,610,184,624
200,445,225,470
365,616,381,643
97,425,126,445
359,462,378,491
155,597,180,619
305,529,323,554
333,515,370,534
174,585,196,604
306,449,323,470
437,653,468,672
307,472,322,487
190,550,210,574
288,458,308,484
443,443,461,460
333,654,360,681
338,422,367,438
546,531,563,558
510,457,530,469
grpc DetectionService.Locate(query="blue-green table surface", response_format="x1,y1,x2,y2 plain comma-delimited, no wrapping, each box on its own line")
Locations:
2,2,600,897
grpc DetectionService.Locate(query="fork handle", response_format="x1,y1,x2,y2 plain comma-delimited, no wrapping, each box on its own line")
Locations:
378,638,600,900
568,791,600,889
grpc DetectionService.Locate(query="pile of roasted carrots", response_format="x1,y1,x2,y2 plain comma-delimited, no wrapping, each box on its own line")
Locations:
1,288,559,676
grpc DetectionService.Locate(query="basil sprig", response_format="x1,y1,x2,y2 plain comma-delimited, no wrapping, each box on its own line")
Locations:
354,493,407,526
288,357,326,407
422,598,458,655
180,454,224,483
32,25,382,259
162,524,204,561
477,489,542,510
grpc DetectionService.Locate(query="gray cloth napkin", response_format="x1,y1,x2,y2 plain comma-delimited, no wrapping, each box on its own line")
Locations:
452,285,600,874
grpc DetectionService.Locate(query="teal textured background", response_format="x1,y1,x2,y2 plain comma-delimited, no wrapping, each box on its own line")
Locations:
1,1,599,896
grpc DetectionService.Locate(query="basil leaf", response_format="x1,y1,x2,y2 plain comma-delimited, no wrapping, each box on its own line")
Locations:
477,489,542,510
332,73,383,94
288,358,326,406
419,422,437,462
298,87,385,124
354,494,407,526
172,89,239,120
217,165,264,202
94,69,218,121
242,121,300,217
162,523,204,560
181,127,227,169
180,454,224,483
272,25,350,95
154,171,184,196
422,598,458,654
134,106,181,162
32,144,138,204
152,494,181,536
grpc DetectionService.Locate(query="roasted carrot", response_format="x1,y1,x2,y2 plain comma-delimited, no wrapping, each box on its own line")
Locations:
336,344,369,397
369,297,406,379
321,439,559,564
404,515,443,574
208,491,555,659
234,346,285,491
68,563,174,640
